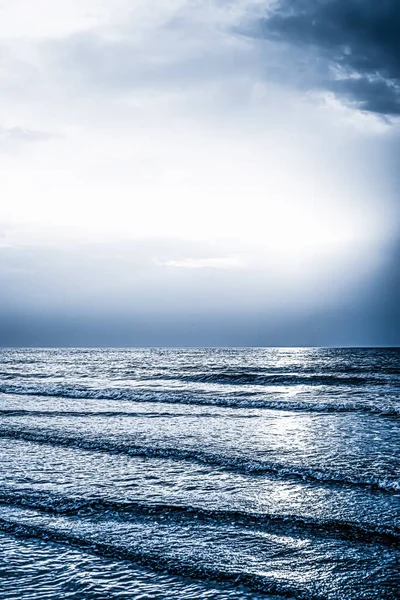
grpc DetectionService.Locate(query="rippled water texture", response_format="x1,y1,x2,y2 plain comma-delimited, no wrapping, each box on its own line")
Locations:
0,348,399,599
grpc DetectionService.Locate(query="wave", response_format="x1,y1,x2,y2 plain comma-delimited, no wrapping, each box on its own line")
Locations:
175,373,390,386
0,372,395,388
0,408,397,420
176,363,400,377
0,409,253,419
0,384,398,416
0,516,323,600
0,489,398,546
0,427,398,493
0,372,63,379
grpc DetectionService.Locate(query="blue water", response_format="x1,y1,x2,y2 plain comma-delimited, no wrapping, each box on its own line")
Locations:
0,348,399,599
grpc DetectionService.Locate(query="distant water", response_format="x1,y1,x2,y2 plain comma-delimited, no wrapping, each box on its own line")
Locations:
0,348,399,599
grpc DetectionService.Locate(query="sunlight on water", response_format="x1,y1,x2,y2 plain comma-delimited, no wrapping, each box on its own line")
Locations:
0,348,399,599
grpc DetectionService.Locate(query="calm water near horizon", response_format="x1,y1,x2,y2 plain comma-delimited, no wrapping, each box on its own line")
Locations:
0,347,399,599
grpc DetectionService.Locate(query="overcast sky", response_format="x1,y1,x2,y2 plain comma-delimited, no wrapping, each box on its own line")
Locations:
0,0,399,346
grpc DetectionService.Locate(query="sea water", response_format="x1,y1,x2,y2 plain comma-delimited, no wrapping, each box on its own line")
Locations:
0,348,399,599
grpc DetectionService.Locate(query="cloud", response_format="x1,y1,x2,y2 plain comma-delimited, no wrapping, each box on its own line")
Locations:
258,0,400,115
155,256,245,269
0,0,115,39
42,2,265,101
0,126,59,151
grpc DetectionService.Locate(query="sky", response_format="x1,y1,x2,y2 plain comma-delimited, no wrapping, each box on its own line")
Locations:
0,0,399,347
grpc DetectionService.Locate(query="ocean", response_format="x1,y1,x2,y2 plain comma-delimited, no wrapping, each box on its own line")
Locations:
0,347,398,599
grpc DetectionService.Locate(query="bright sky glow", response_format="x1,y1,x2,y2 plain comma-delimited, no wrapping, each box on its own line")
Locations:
0,0,399,346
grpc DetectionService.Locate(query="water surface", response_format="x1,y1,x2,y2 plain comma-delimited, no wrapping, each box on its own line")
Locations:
0,348,399,599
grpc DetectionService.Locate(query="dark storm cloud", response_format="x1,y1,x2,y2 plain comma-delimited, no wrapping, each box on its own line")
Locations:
260,0,400,115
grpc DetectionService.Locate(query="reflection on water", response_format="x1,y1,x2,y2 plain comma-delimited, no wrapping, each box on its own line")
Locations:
0,348,399,599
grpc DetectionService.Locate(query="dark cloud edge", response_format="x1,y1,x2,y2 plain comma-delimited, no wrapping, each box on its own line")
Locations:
247,0,400,117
